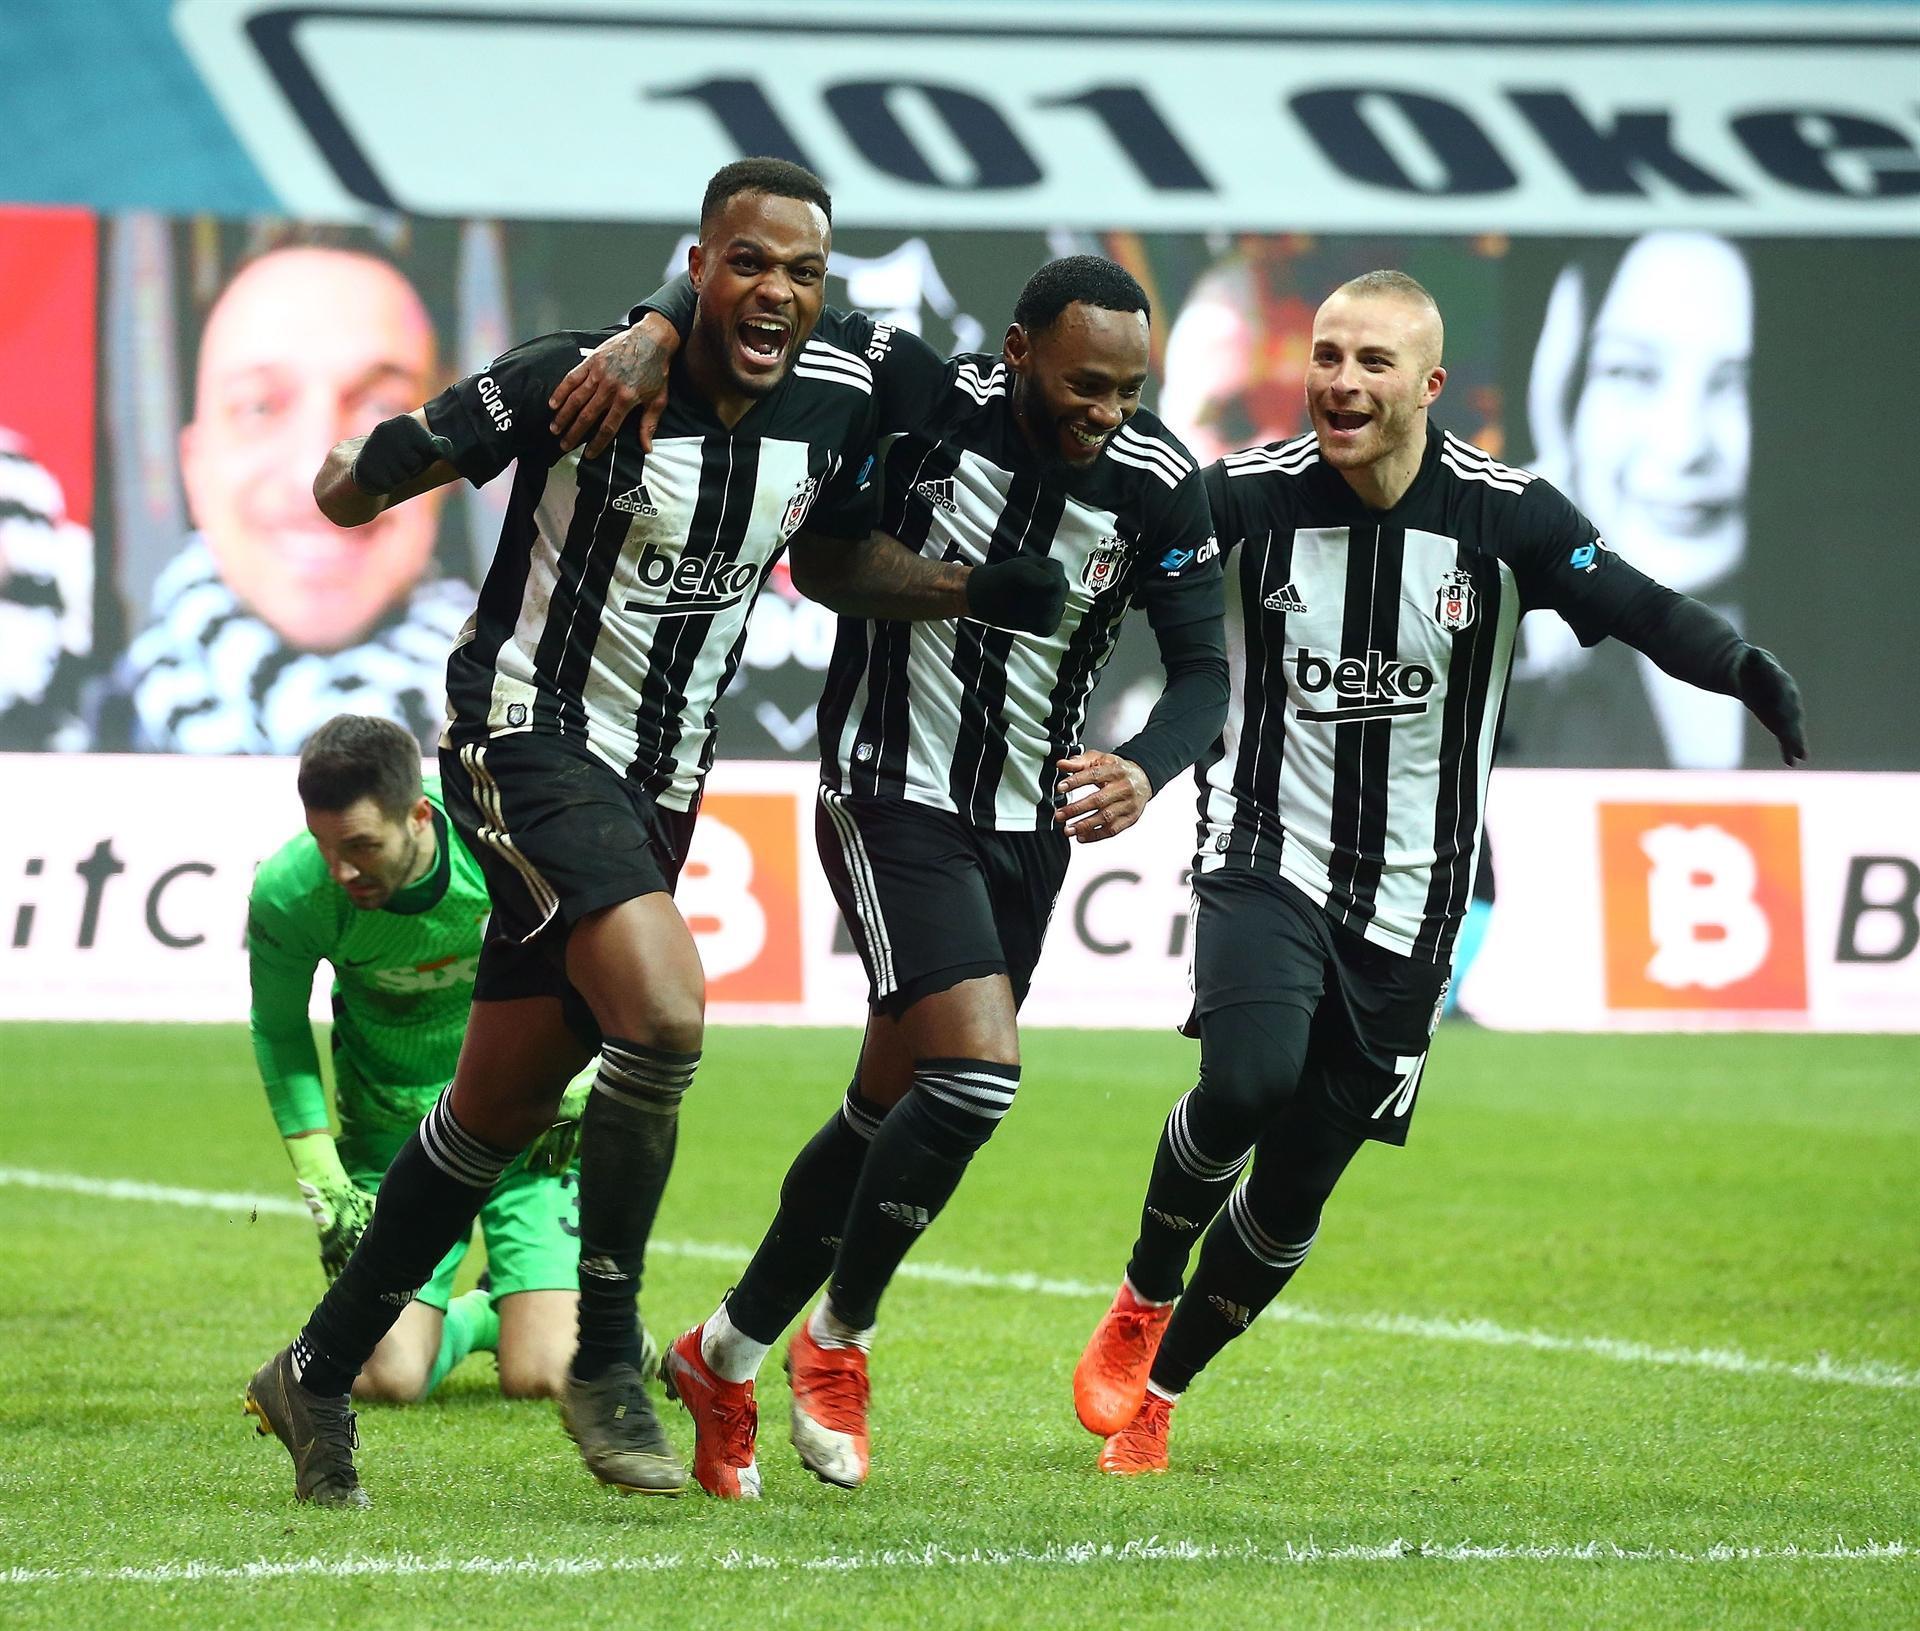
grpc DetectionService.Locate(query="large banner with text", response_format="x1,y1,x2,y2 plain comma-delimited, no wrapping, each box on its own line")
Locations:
2,756,1911,1032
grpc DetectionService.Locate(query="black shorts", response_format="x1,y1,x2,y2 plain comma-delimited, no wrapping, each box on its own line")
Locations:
815,787,1072,1017
1188,867,1450,1146
440,733,697,1027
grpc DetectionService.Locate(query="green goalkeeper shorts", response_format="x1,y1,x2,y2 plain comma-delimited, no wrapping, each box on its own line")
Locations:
342,1129,580,1312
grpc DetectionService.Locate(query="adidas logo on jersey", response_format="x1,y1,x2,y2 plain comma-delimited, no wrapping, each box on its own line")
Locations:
612,483,659,516
1264,581,1308,613
914,477,958,513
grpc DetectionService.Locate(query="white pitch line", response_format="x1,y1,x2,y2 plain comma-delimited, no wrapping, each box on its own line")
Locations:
3,1538,1914,1586
5,1166,1916,1393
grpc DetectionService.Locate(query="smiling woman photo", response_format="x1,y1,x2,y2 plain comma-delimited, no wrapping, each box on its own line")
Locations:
1508,231,1755,768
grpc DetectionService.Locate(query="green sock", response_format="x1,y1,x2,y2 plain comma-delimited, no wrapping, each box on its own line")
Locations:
424,1288,500,1396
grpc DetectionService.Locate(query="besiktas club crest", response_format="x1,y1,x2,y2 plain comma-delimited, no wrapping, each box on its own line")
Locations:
781,474,821,538
1082,539,1127,595
1433,569,1477,632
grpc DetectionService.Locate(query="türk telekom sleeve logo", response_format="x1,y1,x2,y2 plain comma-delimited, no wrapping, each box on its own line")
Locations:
676,792,804,1003
1599,803,1808,1011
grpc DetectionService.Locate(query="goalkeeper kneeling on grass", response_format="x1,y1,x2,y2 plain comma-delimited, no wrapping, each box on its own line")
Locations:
248,713,589,1402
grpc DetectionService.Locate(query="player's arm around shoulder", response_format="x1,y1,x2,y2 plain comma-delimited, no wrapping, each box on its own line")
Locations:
857,317,957,437
787,523,1068,636
549,275,697,457
787,379,1069,638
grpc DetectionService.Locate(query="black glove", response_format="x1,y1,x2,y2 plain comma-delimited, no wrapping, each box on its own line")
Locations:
352,414,454,494
1736,645,1808,765
964,557,1068,636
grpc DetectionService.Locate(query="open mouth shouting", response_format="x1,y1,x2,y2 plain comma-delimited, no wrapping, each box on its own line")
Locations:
736,314,792,377
1322,407,1372,441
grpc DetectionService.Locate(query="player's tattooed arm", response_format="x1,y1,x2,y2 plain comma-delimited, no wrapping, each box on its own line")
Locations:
789,530,1069,635
549,292,686,457
314,410,459,525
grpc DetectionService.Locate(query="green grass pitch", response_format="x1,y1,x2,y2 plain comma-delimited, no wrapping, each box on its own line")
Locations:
2,1022,1915,1628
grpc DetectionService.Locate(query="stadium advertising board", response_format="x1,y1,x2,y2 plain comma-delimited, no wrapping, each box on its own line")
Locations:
169,1,1920,236
3,757,1913,1033
1466,771,1920,1032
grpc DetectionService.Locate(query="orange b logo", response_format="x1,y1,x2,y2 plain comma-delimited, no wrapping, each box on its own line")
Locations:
679,791,803,1003
1599,802,1807,1012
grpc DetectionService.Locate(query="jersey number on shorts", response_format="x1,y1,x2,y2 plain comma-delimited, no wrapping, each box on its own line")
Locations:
1373,1053,1428,1121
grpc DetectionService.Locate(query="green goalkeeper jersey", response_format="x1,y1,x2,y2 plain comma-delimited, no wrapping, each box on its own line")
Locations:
247,781,491,1144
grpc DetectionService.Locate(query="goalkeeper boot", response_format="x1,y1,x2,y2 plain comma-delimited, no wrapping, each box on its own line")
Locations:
1074,1279,1175,1436
1098,1391,1174,1477
660,1325,761,1500
244,1346,370,1508
559,1362,686,1495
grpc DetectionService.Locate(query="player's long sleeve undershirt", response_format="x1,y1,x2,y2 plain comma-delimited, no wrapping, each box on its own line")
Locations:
1113,609,1231,795
1602,578,1749,696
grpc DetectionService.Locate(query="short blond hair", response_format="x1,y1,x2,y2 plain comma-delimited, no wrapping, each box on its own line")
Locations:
1330,270,1443,366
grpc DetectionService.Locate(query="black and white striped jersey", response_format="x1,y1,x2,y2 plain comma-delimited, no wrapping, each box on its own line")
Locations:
1199,427,1657,963
425,313,883,809
819,332,1221,828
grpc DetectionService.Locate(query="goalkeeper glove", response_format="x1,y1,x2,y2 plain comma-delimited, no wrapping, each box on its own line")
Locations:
524,1070,593,1177
285,1133,376,1282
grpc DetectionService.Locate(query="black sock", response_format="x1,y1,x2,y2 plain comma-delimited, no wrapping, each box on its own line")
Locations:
1150,1113,1363,1395
1127,1002,1313,1301
1124,1086,1252,1302
572,1039,699,1382
296,1090,513,1397
727,1079,883,1345
825,1058,1018,1331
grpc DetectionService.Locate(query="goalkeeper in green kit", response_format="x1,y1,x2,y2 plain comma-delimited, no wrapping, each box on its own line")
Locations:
247,714,585,1402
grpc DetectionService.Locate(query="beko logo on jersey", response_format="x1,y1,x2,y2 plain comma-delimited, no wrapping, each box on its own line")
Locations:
624,543,759,617
1292,647,1436,723
476,374,512,433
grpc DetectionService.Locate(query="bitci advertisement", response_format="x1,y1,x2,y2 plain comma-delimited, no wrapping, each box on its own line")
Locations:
3,757,1912,1032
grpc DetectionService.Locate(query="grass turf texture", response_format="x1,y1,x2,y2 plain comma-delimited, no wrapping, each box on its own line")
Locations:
1,1022,1915,1629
